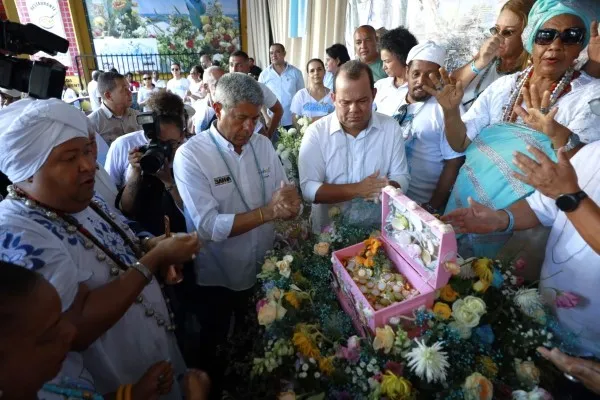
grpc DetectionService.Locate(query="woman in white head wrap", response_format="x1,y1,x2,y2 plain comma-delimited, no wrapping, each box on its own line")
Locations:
0,98,202,398
425,0,600,258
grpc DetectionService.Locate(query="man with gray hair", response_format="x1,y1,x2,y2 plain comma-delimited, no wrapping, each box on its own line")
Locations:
174,72,301,394
193,66,225,134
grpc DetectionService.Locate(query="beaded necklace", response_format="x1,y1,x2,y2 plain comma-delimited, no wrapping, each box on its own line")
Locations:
41,383,104,399
501,66,578,123
6,186,176,332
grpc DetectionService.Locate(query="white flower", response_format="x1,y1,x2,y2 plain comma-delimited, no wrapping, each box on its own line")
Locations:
406,339,449,383
277,143,285,152
514,288,544,318
287,127,298,135
512,387,553,400
283,255,294,263
452,297,485,328
276,259,291,278
280,150,290,160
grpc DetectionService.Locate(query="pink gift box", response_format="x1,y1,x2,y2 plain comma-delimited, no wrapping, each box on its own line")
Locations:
331,187,457,336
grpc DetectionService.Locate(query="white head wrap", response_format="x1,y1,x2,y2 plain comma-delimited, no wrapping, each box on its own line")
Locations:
0,98,88,183
406,41,447,67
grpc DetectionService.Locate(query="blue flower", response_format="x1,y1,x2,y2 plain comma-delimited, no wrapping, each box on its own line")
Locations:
491,268,504,288
474,324,495,345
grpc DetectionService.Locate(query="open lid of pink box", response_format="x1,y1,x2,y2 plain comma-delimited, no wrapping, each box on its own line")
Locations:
381,186,456,290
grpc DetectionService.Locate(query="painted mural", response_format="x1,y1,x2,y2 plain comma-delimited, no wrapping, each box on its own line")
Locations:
83,0,240,71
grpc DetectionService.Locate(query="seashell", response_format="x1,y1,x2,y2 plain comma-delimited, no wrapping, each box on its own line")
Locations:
377,281,386,291
393,231,412,246
421,249,432,265
392,215,409,231
374,303,385,310
379,298,391,306
359,285,368,294
394,292,404,300
401,289,411,297
406,244,422,259
409,214,423,232
393,284,401,293
371,288,380,297
358,268,366,277
426,239,436,255
382,273,392,281
366,281,375,289
366,269,373,277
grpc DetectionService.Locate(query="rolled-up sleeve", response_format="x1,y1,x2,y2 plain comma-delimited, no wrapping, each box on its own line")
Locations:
298,126,325,202
388,123,411,192
173,146,234,242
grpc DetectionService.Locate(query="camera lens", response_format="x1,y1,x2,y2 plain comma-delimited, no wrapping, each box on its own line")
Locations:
140,144,166,174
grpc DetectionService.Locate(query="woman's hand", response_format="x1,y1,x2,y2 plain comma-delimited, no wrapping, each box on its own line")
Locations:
513,85,571,147
513,145,580,199
538,347,600,395
423,68,464,112
183,369,211,400
150,232,201,266
475,35,503,69
132,361,174,400
441,197,506,234
588,21,600,67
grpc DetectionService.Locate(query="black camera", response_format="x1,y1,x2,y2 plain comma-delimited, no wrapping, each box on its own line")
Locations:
136,112,173,174
0,21,69,99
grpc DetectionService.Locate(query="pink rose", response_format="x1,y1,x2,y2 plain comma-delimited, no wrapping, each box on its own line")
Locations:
515,276,525,286
256,298,267,313
384,361,404,376
514,258,526,270
556,291,580,308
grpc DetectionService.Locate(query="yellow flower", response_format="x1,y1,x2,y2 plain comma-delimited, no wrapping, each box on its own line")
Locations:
373,325,395,354
473,279,490,293
284,291,301,309
463,372,493,400
473,258,493,283
292,331,320,359
478,356,498,378
313,242,330,256
433,302,451,320
381,371,413,400
318,356,335,376
440,284,459,302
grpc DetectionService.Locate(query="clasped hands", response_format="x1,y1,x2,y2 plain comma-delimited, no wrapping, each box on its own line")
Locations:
355,170,390,202
265,181,302,221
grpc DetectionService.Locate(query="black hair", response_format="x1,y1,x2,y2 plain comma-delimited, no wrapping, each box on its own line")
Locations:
146,90,186,132
326,43,351,66
190,65,204,76
0,262,42,334
231,50,249,60
333,60,374,93
379,26,419,66
271,43,285,53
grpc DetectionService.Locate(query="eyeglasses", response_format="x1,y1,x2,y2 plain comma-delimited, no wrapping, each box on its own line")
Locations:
534,28,586,46
393,104,409,126
143,77,151,80
489,26,518,38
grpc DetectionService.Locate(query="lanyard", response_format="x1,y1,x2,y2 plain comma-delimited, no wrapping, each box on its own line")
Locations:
209,132,266,212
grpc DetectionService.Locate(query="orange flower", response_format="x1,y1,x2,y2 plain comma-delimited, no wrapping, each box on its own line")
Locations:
364,257,375,268
284,291,301,309
318,356,335,376
433,302,451,319
292,331,321,359
356,256,367,266
440,285,459,302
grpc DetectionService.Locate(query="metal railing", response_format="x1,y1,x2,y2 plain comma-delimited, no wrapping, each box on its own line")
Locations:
75,52,206,88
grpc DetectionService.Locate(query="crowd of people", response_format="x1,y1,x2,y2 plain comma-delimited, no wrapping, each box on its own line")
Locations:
1,0,600,399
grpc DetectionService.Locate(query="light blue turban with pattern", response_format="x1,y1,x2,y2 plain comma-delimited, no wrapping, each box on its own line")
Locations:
523,0,592,53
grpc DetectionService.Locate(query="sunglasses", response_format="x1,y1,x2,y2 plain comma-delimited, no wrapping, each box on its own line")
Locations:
143,77,151,80
534,28,586,46
490,26,517,38
393,104,409,126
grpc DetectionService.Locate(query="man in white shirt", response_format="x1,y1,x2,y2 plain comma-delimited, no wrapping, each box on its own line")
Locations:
299,60,410,233
62,85,80,109
378,41,464,213
200,54,213,70
443,141,600,359
167,62,191,100
173,72,301,393
258,43,304,128
88,71,140,145
87,70,102,111
229,50,283,139
193,66,225,134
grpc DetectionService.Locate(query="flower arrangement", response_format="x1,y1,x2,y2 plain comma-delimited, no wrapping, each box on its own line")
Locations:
224,211,580,399
276,116,312,184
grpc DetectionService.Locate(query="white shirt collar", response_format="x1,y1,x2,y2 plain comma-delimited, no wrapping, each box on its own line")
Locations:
328,111,381,137
209,122,249,153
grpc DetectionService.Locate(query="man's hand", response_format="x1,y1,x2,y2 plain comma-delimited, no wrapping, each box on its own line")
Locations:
355,171,388,201
538,347,600,395
265,181,302,221
441,197,506,234
149,232,202,268
513,145,580,199
422,68,464,112
183,369,211,400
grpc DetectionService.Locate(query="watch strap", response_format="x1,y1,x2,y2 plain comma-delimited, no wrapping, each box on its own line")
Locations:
562,133,581,152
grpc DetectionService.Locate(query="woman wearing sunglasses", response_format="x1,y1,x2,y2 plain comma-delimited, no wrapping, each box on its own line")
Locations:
454,0,535,110
425,0,600,258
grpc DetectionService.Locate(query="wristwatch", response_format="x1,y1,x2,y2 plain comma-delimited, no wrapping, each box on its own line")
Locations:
561,133,581,152
555,191,587,212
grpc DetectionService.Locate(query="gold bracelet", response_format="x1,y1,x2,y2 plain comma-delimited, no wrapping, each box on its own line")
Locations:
124,384,133,400
258,207,264,224
116,385,125,400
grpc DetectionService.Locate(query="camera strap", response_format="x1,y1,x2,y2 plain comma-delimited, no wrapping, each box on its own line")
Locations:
210,132,266,212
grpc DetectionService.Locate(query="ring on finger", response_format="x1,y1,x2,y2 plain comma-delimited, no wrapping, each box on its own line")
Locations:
435,83,444,91
539,106,550,115
564,373,579,383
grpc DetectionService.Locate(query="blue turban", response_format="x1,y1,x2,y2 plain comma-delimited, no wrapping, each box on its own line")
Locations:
523,0,592,53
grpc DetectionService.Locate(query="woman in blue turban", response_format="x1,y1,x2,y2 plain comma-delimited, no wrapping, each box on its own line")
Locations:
425,0,600,258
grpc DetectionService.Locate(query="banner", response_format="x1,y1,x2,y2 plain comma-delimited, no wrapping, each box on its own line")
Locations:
25,0,72,67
